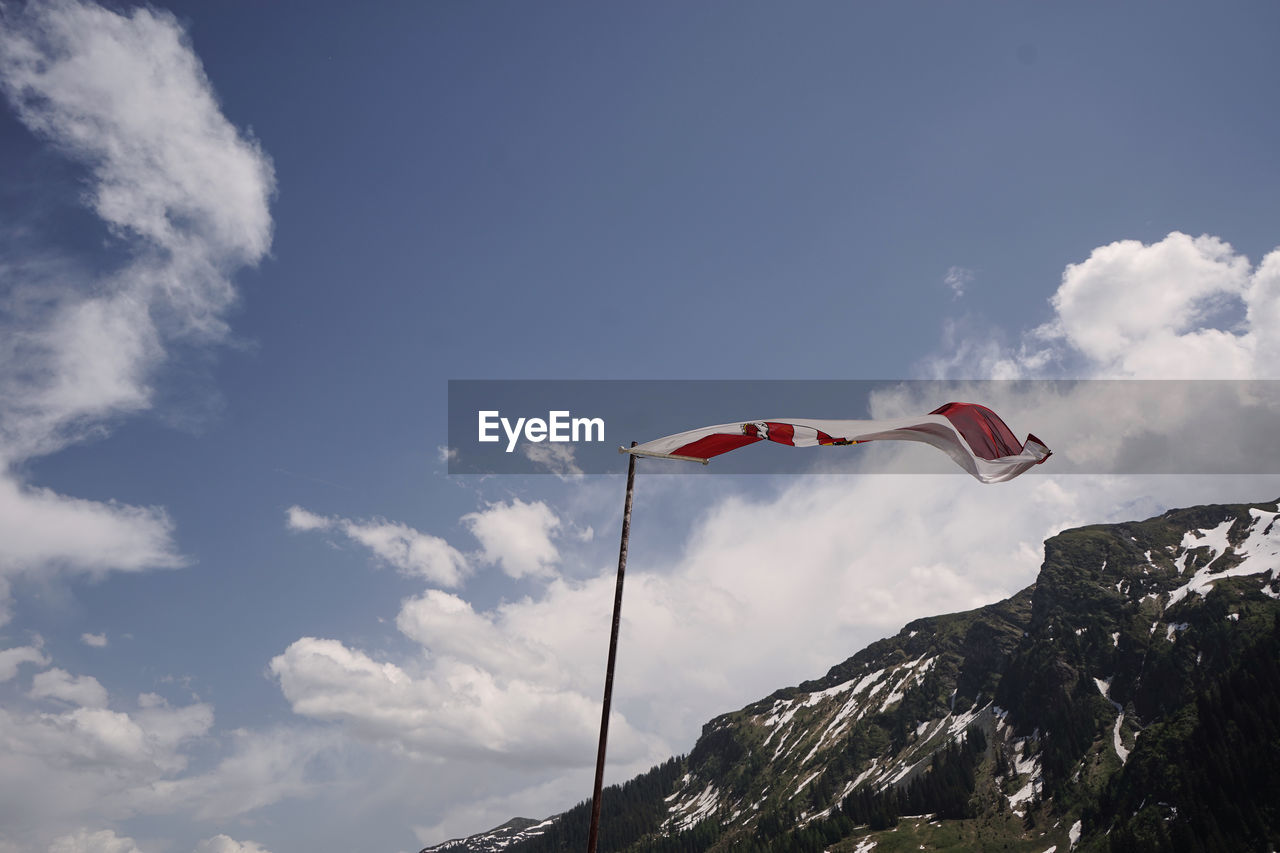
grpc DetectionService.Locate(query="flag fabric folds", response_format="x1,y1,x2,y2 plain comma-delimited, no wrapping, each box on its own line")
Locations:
623,402,1050,483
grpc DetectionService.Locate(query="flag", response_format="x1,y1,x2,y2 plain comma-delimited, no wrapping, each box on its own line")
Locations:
623,402,1050,483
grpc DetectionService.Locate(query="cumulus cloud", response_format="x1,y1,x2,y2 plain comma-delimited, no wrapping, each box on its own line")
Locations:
80,634,107,648
912,232,1280,480
0,644,49,681
285,506,469,587
928,232,1280,380
0,638,327,847
461,499,561,579
0,0,274,620
29,669,109,708
193,836,272,853
269,635,649,768
47,829,142,853
44,830,272,853
0,690,328,847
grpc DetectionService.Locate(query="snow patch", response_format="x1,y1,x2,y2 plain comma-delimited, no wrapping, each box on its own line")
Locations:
1070,819,1083,848
1008,779,1038,811
666,782,722,832
1166,511,1279,609
1113,715,1129,764
877,655,935,713
803,678,860,708
793,770,822,798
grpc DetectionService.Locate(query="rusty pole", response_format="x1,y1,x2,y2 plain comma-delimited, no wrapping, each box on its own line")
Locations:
586,441,638,853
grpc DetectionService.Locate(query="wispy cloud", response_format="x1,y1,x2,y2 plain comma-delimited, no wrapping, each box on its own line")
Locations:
0,0,275,620
286,506,470,587
522,442,584,478
944,265,973,299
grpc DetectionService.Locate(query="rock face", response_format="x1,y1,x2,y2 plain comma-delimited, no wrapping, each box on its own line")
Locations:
430,500,1280,853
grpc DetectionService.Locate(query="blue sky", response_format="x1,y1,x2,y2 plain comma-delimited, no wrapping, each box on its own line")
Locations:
1,2,1279,852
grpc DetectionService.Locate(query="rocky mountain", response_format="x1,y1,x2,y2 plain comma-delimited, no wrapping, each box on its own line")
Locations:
424,500,1280,853
423,818,557,852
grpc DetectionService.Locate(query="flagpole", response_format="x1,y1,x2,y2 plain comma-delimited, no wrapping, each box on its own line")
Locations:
587,441,638,853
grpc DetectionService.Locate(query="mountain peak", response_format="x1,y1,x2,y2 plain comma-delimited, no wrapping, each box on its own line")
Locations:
429,499,1280,852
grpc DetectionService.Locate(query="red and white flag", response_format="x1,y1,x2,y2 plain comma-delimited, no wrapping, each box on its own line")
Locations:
624,402,1050,483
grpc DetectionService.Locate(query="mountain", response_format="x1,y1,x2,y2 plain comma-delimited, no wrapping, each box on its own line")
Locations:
422,818,557,852
424,499,1280,853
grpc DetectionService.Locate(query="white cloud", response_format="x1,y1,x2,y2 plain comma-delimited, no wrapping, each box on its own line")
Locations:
0,639,325,847
286,506,469,587
0,472,184,579
1044,232,1255,377
0,475,182,627
0,0,274,620
43,829,274,853
284,506,330,533
930,232,1279,381
395,590,551,676
0,691,329,847
911,232,1280,479
193,836,272,853
0,699,211,836
462,499,561,579
143,727,333,822
522,443,584,478
29,669,109,709
80,634,108,648
339,520,468,586
0,644,49,681
944,265,973,299
269,636,650,769
47,829,142,853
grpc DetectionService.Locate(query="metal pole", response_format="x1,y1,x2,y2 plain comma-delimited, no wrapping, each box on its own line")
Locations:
587,441,638,853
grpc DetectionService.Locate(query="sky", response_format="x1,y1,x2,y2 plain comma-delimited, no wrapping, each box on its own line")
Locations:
1,1,1279,851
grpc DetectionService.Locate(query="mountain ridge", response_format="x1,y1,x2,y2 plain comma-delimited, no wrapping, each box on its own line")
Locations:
423,498,1280,853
